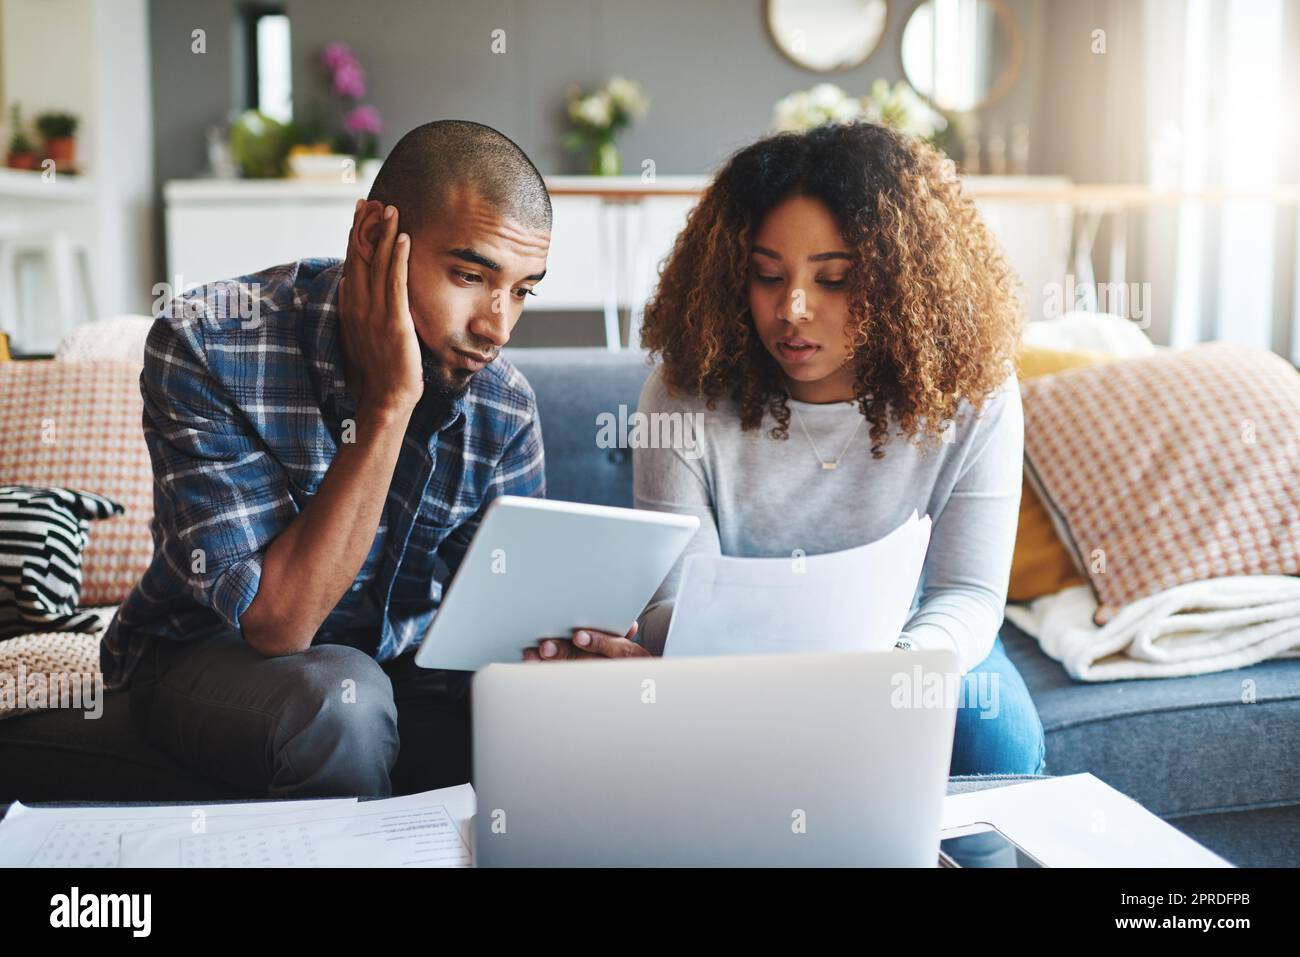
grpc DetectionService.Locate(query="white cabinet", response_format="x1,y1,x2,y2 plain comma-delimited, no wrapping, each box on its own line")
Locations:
165,176,699,313
165,174,1072,345
164,179,358,289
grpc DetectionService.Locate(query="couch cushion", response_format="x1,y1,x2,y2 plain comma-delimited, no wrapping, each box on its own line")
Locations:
1022,312,1159,357
0,360,155,606
1009,345,1117,602
1164,804,1300,868
0,687,240,803
1000,615,1300,818
55,315,153,363
0,609,111,720
504,347,656,507
1020,342,1300,624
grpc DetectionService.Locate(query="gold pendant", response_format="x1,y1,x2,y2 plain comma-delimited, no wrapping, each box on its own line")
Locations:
821,462,837,470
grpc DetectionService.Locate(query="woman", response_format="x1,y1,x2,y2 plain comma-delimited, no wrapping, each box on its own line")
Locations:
630,121,1044,776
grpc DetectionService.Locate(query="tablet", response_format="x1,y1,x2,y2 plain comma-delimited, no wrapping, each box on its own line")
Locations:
414,496,699,671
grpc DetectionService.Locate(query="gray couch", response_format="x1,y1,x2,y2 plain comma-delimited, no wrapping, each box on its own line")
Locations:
2,348,1297,866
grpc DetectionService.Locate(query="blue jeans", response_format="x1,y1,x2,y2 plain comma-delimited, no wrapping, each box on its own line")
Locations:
948,634,1047,776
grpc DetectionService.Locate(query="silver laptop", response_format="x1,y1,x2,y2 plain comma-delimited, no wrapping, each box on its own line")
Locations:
471,649,959,866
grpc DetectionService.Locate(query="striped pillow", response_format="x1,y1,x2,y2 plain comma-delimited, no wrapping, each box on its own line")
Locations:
0,486,123,640
0,359,155,606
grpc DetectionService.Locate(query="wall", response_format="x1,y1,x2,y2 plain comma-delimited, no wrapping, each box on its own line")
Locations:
149,0,1046,179
139,0,1053,344
147,0,247,288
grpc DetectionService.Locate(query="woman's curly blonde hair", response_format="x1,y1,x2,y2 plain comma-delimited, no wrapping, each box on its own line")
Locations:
640,121,1023,458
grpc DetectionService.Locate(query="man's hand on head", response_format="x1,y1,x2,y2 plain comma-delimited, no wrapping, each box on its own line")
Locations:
522,621,649,661
337,199,425,416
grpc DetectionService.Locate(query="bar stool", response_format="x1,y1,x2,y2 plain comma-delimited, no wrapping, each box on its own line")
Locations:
0,230,95,353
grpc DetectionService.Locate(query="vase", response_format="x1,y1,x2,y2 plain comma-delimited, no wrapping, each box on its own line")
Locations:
5,151,38,171
591,140,621,177
44,136,76,170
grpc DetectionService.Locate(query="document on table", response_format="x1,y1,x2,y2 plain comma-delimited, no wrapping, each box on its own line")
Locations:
0,797,358,868
941,774,1232,867
663,510,932,657
119,784,475,868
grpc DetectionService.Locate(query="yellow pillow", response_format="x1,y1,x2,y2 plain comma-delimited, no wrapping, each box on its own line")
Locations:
0,333,10,362
1008,345,1116,602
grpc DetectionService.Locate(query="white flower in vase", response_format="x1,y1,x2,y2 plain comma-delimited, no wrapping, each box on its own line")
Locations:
606,76,649,118
573,92,614,129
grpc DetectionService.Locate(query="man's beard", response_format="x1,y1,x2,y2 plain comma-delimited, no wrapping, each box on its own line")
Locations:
419,340,474,403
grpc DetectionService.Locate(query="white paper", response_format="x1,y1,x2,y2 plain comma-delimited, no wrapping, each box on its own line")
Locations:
121,784,475,868
0,796,357,868
940,773,1231,867
115,796,376,868
663,510,932,657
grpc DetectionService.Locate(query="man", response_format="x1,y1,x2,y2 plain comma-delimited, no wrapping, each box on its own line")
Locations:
103,120,642,800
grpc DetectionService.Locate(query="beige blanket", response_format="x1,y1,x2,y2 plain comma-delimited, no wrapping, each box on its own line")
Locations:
1003,576,1300,680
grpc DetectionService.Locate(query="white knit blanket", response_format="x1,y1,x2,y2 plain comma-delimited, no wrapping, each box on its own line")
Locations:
1003,576,1300,681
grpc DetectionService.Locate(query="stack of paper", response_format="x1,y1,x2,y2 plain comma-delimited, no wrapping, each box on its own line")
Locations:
1,774,1225,867
0,784,474,868
663,510,932,657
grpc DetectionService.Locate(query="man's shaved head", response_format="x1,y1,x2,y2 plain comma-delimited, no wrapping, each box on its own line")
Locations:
348,120,551,405
367,119,552,234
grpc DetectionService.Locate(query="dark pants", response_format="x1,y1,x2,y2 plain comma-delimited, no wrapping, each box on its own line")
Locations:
128,631,472,799
128,629,1043,800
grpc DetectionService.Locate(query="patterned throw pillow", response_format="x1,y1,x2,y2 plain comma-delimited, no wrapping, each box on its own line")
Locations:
0,486,123,639
1020,342,1300,625
0,359,155,606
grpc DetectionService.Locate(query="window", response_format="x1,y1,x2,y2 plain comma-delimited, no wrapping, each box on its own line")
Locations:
242,5,292,124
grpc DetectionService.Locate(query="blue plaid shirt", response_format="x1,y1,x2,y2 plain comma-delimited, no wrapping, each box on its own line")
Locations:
101,258,545,691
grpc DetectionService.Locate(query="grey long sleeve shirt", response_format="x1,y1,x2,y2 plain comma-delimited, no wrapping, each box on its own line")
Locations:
632,365,1024,674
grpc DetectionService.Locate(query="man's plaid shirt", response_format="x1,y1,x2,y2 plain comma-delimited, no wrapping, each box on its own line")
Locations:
101,258,545,691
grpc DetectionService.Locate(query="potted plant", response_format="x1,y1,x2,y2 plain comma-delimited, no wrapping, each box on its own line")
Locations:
563,76,649,176
290,41,384,179
229,109,293,178
286,100,337,178
35,110,79,169
5,104,38,170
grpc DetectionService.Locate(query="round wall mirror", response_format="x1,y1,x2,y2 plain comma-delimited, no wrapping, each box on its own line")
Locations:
766,0,890,73
899,0,1023,112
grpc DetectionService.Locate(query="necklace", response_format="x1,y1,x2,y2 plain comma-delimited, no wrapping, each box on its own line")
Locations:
791,403,865,471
